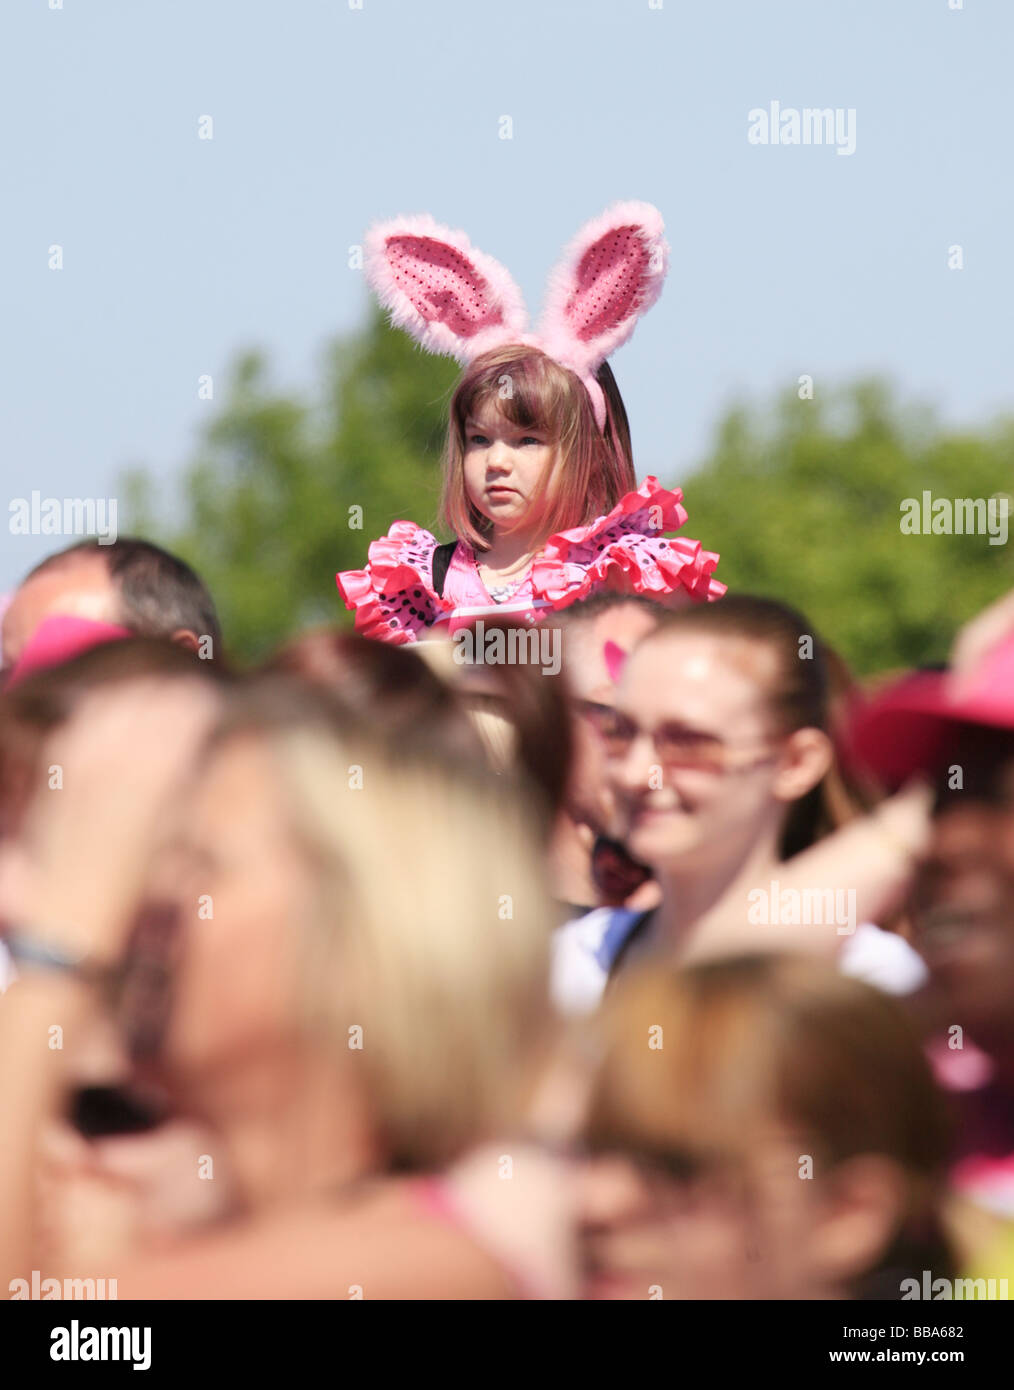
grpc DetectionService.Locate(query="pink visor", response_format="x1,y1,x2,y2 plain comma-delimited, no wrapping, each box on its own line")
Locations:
5,614,133,689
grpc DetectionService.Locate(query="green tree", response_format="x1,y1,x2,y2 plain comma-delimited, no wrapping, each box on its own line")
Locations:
125,321,1012,674
679,379,1013,674
123,308,458,660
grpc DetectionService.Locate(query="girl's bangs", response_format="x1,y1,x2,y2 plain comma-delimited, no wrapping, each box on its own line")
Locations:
585,980,778,1168
457,352,574,437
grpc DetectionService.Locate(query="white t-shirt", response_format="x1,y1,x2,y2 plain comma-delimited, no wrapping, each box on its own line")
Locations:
551,907,929,1016
0,940,14,994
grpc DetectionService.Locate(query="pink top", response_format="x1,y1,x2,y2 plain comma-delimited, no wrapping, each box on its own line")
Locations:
336,476,725,644
410,1177,549,1300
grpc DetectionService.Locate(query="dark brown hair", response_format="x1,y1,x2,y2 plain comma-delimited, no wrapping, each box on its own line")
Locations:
27,538,223,654
263,627,484,766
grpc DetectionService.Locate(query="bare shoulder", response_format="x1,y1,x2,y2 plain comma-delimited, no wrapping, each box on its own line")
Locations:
110,1179,518,1301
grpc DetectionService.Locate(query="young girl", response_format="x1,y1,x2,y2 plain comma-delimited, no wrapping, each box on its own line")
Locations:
336,203,725,643
576,955,953,1300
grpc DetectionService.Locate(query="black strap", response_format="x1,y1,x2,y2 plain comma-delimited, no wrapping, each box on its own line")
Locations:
431,541,457,598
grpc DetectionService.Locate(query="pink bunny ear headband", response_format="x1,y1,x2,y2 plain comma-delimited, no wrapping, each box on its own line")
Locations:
363,201,669,432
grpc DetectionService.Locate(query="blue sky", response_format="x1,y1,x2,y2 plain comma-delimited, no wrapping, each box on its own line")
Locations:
2,0,1011,591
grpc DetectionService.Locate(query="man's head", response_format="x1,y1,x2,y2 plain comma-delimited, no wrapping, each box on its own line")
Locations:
848,634,1014,1045
912,724,1014,1042
2,539,222,678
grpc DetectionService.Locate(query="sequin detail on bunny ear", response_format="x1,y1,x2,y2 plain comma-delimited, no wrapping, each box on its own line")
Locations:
362,203,669,430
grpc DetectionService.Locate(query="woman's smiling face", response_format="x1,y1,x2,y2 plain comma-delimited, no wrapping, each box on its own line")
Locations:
462,398,557,537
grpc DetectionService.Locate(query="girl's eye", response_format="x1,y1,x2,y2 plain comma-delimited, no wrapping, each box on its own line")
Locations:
520,436,542,446
469,434,489,445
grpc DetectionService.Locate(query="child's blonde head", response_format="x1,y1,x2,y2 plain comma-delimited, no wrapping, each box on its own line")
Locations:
441,345,636,552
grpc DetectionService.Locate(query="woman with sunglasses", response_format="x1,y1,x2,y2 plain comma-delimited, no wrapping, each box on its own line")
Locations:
552,595,931,1012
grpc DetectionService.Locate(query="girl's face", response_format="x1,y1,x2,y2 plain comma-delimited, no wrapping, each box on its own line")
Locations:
576,1136,831,1301
462,397,556,539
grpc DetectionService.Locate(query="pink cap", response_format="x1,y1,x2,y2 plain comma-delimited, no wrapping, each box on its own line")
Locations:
845,634,1014,786
5,614,133,689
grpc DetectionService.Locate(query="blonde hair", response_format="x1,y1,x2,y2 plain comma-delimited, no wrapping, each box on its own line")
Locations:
211,680,554,1170
441,346,636,552
585,955,953,1291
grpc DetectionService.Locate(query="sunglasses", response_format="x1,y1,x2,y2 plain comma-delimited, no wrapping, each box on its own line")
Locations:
576,701,777,774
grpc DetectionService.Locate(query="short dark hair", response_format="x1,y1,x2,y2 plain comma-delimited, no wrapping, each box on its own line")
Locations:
27,538,223,654
554,591,664,629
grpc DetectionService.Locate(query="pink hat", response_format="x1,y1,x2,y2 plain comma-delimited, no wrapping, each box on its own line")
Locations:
363,202,669,431
845,634,1014,786
5,614,133,689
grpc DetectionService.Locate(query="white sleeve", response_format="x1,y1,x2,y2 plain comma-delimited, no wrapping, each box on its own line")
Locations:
550,909,620,1016
838,922,929,996
0,940,15,994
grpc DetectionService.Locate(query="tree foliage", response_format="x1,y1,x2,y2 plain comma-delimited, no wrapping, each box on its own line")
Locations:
124,318,1013,673
680,380,1012,674
123,308,458,660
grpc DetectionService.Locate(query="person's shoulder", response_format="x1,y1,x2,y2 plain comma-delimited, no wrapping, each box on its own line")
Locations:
554,904,640,951
532,477,723,607
551,907,643,1015
364,519,442,568
108,1179,518,1299
336,522,448,642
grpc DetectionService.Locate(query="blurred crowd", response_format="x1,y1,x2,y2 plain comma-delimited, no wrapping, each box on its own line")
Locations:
3,536,1014,1300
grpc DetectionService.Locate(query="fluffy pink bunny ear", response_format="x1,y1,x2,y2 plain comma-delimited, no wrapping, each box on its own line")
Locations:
364,215,528,363
538,201,669,379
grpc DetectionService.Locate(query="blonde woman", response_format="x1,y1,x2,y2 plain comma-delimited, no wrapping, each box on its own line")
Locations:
0,675,572,1298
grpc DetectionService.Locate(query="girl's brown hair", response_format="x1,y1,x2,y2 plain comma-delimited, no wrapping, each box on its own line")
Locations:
642,594,868,858
441,346,636,551
585,955,953,1296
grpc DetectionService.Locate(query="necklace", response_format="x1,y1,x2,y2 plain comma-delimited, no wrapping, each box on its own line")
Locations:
479,553,533,604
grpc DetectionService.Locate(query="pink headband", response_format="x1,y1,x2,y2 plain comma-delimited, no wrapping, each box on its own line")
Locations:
363,201,669,431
